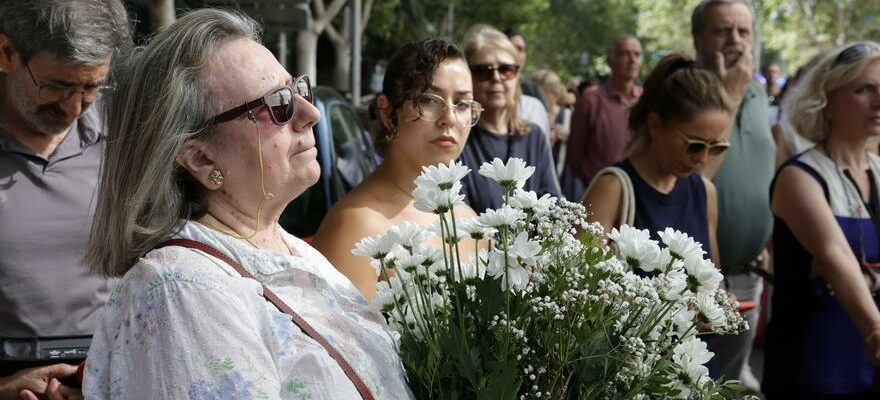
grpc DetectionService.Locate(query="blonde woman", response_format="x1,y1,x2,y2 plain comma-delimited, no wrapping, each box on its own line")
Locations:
764,41,880,398
458,24,561,213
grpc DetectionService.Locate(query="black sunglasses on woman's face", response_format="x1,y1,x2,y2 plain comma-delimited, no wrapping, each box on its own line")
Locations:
469,63,520,82
210,75,313,125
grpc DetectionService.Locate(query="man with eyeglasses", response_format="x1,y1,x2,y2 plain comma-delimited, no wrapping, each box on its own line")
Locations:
690,0,774,393
0,1,130,398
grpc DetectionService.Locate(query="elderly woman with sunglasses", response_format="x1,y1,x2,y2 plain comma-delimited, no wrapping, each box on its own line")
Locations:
458,24,562,213
313,38,482,300
81,10,413,399
582,54,732,268
763,41,880,398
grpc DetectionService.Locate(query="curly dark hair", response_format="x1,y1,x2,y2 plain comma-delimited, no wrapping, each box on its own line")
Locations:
370,38,465,154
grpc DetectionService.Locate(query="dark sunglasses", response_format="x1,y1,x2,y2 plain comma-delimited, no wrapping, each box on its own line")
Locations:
211,75,312,125
469,63,520,82
676,129,730,156
832,43,878,68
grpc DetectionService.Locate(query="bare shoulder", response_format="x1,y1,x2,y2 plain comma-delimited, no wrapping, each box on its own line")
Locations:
583,173,623,204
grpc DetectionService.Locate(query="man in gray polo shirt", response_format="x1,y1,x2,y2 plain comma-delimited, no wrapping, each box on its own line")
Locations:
0,1,129,398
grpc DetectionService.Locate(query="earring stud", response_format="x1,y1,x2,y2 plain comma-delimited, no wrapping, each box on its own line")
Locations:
208,169,224,185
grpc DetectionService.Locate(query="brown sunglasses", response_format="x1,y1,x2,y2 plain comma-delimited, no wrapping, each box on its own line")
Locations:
469,63,520,82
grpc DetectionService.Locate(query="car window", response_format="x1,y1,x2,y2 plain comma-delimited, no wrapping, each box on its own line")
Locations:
329,105,361,146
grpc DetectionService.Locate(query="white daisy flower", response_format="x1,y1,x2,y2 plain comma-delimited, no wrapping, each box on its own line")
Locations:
486,252,530,291
388,221,432,250
685,258,723,294
658,227,705,262
414,160,470,191
457,217,498,240
509,188,554,213
352,233,397,259
413,185,465,214
478,157,535,189
478,205,526,228
607,225,661,273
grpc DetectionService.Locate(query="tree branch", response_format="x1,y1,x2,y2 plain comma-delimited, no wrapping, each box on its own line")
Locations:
315,0,349,32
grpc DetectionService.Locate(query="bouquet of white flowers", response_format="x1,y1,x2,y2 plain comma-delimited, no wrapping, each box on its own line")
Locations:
354,158,751,399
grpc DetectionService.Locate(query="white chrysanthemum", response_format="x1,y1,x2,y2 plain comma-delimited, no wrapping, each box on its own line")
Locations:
671,305,697,337
696,291,726,327
509,231,541,265
657,267,688,301
370,280,397,313
413,185,465,214
672,336,713,388
686,258,723,293
457,217,498,240
352,233,397,259
428,218,467,245
388,221,432,249
456,251,488,281
658,227,706,262
673,336,714,368
510,189,554,213
414,160,471,191
478,157,535,189
486,252,530,291
608,225,662,272
478,205,526,228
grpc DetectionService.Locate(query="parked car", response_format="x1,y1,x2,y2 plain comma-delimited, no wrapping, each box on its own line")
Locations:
279,86,379,240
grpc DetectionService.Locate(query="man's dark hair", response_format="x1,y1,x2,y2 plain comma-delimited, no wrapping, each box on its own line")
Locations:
502,27,525,43
690,0,754,36
0,0,131,64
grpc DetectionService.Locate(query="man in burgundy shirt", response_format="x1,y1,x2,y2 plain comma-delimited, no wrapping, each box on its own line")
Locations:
567,35,643,186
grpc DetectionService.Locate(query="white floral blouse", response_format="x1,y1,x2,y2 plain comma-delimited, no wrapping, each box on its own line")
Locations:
83,221,414,400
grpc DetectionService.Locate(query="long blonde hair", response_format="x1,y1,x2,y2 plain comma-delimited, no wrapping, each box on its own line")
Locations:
784,41,880,142
85,9,261,277
462,24,530,135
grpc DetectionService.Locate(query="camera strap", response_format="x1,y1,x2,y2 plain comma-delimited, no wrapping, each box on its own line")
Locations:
156,239,375,400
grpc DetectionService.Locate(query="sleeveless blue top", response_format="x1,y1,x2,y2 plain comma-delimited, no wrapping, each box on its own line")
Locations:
616,159,712,260
764,148,880,396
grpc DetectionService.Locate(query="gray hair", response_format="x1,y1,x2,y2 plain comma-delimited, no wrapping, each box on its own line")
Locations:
0,0,131,64
85,9,261,277
784,41,880,142
690,0,755,36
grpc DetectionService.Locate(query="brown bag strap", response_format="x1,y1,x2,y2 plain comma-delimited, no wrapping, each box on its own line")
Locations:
157,239,375,400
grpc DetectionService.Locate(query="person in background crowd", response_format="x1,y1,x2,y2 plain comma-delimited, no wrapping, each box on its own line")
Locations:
459,24,561,213
313,39,481,300
583,53,731,269
567,35,643,187
762,60,784,104
0,1,130,399
534,69,582,201
763,41,880,398
81,9,413,398
771,52,827,166
504,27,550,138
690,0,774,391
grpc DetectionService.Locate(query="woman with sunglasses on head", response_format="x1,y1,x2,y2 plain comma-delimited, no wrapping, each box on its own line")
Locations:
763,41,880,398
82,9,413,399
582,53,732,268
312,38,482,300
458,24,562,213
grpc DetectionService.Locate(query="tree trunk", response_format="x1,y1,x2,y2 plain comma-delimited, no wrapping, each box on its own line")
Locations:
297,29,319,84
333,41,352,92
150,0,176,33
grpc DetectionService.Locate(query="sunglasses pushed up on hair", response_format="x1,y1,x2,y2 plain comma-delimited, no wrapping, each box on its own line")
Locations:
469,63,520,82
211,75,313,125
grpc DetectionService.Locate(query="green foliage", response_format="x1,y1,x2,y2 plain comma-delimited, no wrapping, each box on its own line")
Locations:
357,0,880,83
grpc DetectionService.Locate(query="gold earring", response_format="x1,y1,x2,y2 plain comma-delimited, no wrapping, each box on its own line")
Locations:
208,169,224,185
384,126,399,142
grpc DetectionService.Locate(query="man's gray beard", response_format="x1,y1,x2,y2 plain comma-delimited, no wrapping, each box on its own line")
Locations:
9,76,76,137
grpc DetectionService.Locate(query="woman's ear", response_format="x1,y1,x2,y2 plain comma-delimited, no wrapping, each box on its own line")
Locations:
176,139,220,190
646,112,663,138
376,94,394,131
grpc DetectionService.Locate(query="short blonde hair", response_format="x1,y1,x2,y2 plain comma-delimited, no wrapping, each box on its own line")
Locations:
784,41,880,142
462,24,530,135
